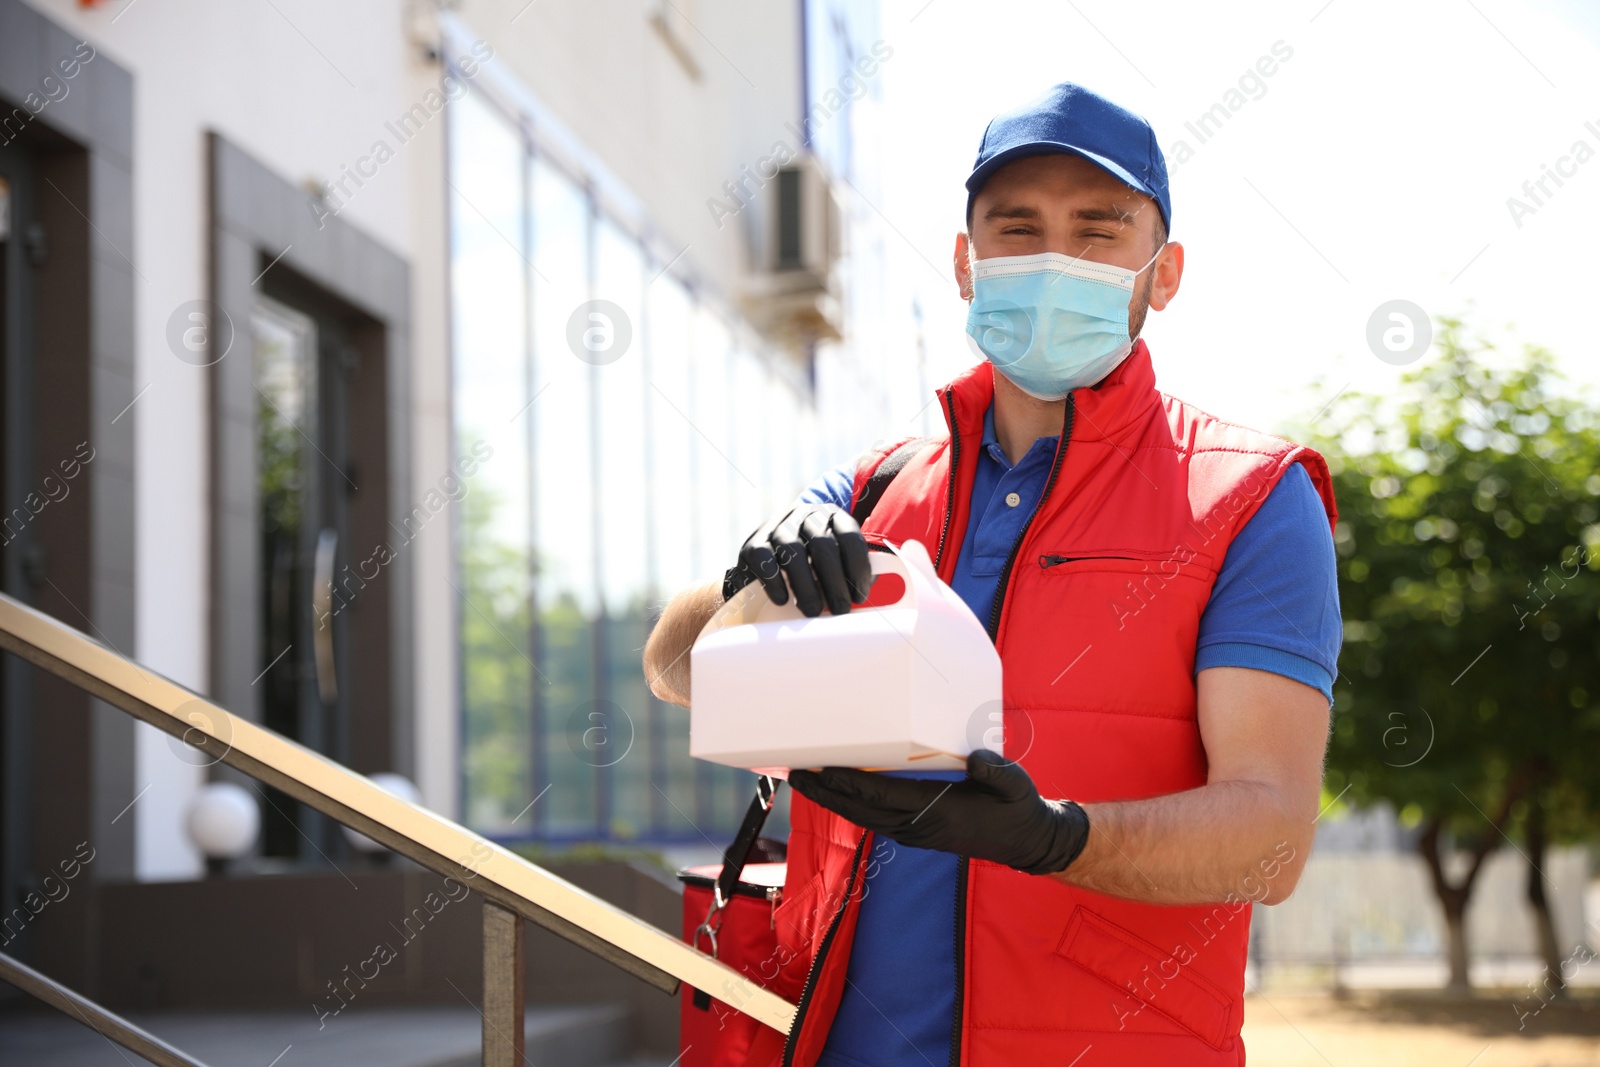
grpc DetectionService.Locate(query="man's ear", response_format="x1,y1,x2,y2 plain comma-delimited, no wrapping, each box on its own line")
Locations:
1147,241,1184,312
954,231,975,301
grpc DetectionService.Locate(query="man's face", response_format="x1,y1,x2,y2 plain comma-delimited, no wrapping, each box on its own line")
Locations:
955,153,1181,340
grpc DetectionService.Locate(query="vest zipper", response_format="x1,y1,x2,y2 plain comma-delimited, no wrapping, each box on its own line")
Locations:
986,396,1076,639
946,852,969,1067
781,832,869,1067
933,389,961,570
938,387,967,1067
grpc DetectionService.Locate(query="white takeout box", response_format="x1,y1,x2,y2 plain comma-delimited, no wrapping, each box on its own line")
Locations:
689,539,1003,772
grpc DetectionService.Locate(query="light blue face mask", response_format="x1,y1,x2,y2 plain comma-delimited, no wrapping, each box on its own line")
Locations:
964,247,1163,401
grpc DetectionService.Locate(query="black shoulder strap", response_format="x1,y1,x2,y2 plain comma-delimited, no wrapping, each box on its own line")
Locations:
851,437,934,525
714,775,779,905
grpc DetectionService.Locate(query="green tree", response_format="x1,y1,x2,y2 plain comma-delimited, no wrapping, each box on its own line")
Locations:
1305,320,1600,992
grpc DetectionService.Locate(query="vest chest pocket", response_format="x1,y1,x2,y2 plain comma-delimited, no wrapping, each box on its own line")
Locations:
1034,548,1218,635
1035,547,1218,579
1036,547,1209,614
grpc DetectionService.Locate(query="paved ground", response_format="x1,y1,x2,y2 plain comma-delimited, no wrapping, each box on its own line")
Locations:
1243,991,1600,1066
0,1003,663,1067
7,991,1599,1065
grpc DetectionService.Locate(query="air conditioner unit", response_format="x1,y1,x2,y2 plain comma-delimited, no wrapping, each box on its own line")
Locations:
740,153,843,349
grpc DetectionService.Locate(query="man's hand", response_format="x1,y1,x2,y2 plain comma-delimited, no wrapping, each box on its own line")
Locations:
788,750,1090,876
725,503,873,618
646,503,870,705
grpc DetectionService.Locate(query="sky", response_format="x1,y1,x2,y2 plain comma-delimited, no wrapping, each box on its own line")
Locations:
867,0,1600,437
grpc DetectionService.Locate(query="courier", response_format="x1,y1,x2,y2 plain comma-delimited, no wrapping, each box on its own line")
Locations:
645,80,1341,1067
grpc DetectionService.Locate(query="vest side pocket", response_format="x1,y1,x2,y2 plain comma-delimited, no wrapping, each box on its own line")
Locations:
767,867,831,998
1055,906,1235,1050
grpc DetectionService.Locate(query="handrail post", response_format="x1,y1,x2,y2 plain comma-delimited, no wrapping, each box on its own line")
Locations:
482,900,525,1067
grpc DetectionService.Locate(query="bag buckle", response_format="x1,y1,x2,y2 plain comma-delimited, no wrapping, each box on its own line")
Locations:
693,885,729,958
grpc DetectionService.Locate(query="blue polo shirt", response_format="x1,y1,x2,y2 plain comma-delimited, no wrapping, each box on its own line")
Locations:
805,401,1341,1067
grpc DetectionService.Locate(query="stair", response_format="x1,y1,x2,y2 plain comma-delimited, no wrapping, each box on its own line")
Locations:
0,1002,649,1066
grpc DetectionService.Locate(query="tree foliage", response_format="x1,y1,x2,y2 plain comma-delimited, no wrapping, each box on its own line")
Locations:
1304,320,1600,985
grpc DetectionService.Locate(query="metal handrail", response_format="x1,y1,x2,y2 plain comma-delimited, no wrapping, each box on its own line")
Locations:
0,591,796,1041
0,951,213,1067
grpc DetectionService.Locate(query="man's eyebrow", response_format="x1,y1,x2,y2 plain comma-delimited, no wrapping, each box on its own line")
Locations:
983,203,1041,221
1072,204,1139,225
981,203,1140,224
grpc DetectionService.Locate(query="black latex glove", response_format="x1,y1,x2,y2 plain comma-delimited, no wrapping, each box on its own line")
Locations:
788,750,1090,876
723,503,873,618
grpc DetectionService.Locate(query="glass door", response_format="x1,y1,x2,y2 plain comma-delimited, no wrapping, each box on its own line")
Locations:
0,141,38,962
253,296,355,861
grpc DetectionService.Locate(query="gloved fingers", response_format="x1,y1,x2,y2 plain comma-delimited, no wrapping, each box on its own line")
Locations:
787,773,926,838
792,767,948,815
966,748,1039,804
739,520,790,606
771,508,826,617
786,768,863,819
799,509,853,616
825,511,874,603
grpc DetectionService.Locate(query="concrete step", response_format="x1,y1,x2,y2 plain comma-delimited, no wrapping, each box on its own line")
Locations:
0,1002,634,1067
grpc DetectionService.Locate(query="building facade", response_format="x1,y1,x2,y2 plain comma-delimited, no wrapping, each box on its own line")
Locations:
0,0,926,1003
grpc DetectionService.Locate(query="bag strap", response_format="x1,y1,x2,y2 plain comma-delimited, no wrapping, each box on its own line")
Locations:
850,436,934,525
713,774,779,907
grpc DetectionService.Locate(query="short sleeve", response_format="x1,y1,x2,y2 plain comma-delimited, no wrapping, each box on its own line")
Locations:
796,460,858,511
1195,463,1342,703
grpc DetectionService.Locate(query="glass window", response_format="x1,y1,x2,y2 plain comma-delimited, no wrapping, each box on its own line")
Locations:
450,91,532,834
803,0,881,181
686,310,752,834
647,275,696,599
594,218,650,839
594,220,648,616
728,344,767,541
646,274,698,837
529,156,598,839
690,307,734,579
450,89,810,843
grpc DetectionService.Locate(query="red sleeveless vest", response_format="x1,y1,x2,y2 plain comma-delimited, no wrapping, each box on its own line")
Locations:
743,343,1336,1066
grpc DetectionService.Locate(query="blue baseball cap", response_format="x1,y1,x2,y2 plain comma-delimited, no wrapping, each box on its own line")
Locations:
966,82,1171,233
